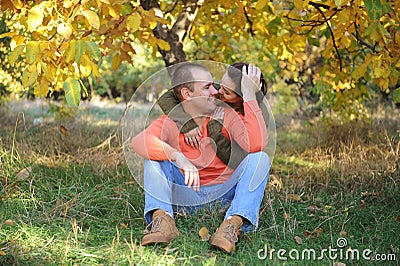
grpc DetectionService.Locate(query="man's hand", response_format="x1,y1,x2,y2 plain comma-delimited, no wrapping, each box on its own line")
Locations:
184,127,202,149
241,64,261,102
171,151,200,192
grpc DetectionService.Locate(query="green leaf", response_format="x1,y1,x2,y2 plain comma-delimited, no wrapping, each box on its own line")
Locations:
26,42,40,64
267,17,281,35
9,45,25,64
63,78,81,108
121,3,133,15
393,88,400,104
364,0,383,20
307,37,320,47
75,40,84,64
84,41,101,60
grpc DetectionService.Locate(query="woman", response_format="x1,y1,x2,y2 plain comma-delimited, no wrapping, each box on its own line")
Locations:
157,62,269,169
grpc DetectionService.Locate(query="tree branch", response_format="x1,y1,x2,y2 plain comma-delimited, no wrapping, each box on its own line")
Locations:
352,22,377,52
244,7,255,36
312,3,343,71
140,0,204,66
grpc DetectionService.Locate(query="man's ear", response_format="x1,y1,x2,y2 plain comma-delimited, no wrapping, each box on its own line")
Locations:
180,87,192,101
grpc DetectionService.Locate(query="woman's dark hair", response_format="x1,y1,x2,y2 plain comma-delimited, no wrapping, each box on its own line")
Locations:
227,62,267,96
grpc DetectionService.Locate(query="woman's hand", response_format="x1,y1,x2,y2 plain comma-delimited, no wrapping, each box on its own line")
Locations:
184,127,202,149
241,64,261,101
210,107,224,122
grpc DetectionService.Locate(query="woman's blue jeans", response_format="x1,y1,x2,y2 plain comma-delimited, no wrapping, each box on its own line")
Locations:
143,151,271,232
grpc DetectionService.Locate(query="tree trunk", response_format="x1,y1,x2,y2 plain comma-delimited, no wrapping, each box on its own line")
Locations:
140,0,204,67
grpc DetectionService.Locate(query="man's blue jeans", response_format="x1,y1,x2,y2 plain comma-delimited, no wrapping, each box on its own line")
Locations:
143,152,271,232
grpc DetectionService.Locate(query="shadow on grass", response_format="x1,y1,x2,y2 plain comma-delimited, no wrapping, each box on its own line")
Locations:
0,100,399,265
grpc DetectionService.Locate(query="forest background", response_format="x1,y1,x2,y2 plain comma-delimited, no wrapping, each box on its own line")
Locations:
0,0,399,265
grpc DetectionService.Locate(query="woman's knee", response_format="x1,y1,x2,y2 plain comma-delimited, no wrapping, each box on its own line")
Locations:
246,151,270,165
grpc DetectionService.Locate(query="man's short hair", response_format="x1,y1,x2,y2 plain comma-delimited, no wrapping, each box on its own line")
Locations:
171,62,208,101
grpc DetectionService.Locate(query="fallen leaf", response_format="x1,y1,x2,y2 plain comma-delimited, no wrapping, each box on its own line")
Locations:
266,174,283,191
4,219,14,226
287,194,302,202
15,167,32,180
119,223,128,229
394,216,400,224
199,226,210,241
0,250,6,256
303,228,323,238
294,236,302,245
283,212,290,221
333,262,346,266
340,230,348,237
314,228,323,234
60,125,68,137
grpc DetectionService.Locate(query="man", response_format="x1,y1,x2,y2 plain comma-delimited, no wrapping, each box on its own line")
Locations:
130,62,270,253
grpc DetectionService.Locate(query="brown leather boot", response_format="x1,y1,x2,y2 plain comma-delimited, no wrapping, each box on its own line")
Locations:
209,215,243,253
141,209,179,246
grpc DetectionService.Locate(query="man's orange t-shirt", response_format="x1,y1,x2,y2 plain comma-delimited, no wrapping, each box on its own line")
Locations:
131,100,268,186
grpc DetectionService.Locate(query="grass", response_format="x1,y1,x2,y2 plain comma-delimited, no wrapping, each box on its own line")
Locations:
0,99,399,265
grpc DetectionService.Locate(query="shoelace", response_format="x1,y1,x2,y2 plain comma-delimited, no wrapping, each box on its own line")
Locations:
223,223,239,243
150,216,163,233
146,215,173,234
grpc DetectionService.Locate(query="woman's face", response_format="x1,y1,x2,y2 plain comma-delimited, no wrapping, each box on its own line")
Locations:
219,74,242,104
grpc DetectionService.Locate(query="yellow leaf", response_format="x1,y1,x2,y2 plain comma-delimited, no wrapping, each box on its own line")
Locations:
127,12,141,33
11,0,23,9
57,22,73,39
91,62,100,77
12,34,25,45
79,54,92,77
108,6,119,18
157,39,170,51
335,0,347,7
111,53,121,71
198,227,210,241
66,40,76,63
9,45,25,65
27,4,44,32
82,9,100,30
0,32,16,39
26,41,40,64
34,77,49,97
63,0,79,8
351,54,372,80
21,66,38,87
294,0,304,11
41,63,53,81
0,250,6,256
255,0,268,10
